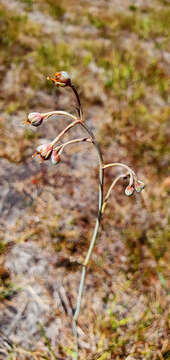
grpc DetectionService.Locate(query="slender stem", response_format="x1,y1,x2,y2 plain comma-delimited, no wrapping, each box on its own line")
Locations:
103,162,135,174
56,137,91,154
70,84,83,120
103,162,136,177
72,121,103,360
72,265,86,358
51,120,80,147
103,162,137,185
43,110,77,122
30,77,143,360
80,122,104,265
40,98,103,359
102,173,128,214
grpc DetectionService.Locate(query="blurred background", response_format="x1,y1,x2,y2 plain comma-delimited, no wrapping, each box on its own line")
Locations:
0,0,169,359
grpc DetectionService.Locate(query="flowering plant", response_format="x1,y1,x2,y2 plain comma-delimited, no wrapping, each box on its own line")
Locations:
26,71,144,359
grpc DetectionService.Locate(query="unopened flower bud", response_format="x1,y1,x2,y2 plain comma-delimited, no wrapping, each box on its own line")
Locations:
51,149,61,165
32,143,53,162
135,180,145,193
27,112,44,127
47,71,71,87
125,185,134,196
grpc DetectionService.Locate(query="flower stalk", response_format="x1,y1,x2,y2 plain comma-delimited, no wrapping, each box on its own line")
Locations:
26,71,144,360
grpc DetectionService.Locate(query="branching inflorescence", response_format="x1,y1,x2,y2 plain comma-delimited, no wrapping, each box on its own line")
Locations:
26,71,145,359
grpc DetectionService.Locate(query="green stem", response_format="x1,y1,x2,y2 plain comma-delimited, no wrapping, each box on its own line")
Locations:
102,173,127,214
51,120,80,147
72,121,104,360
103,162,137,184
43,110,77,122
46,85,103,359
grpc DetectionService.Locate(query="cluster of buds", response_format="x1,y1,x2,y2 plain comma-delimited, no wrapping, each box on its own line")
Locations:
32,143,61,165
25,69,146,360
26,70,145,196
26,71,84,167
125,179,145,196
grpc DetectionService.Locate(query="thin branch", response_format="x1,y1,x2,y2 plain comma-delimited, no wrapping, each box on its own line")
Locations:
56,137,92,154
103,162,137,185
102,173,128,214
72,121,104,360
51,120,81,147
103,162,136,177
43,110,77,122
27,73,144,360
70,84,83,120
39,108,103,359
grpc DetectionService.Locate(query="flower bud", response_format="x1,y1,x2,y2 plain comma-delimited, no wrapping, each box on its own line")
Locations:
135,180,145,193
125,185,134,196
27,112,44,127
33,143,53,162
51,149,61,165
47,71,71,87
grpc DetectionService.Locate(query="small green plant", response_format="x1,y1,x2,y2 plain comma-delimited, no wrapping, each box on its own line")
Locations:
26,71,145,359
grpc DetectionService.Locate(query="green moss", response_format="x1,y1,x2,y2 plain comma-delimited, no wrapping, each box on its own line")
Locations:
98,45,169,100
146,227,169,260
97,48,146,98
46,1,65,20
82,53,93,66
97,353,111,360
0,4,41,68
0,281,19,300
157,272,167,288
0,241,7,255
84,5,170,43
6,101,21,115
20,0,34,11
88,13,106,30
129,5,138,11
38,322,56,359
48,226,64,239
123,228,144,257
24,128,39,140
163,350,170,359
114,7,170,39
37,0,65,20
99,97,170,174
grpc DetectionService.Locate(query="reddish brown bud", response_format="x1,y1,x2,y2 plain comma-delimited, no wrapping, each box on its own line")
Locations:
47,71,71,87
32,143,53,162
51,149,61,165
125,185,134,196
27,112,44,127
135,180,145,193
